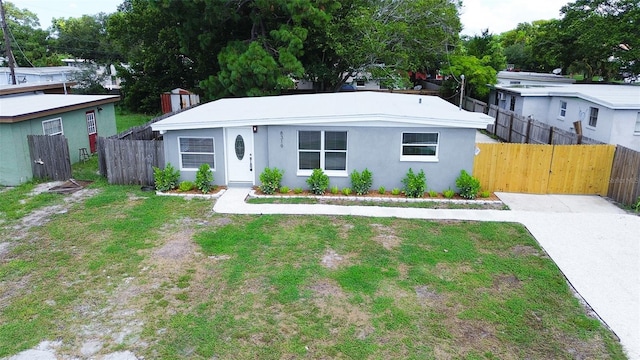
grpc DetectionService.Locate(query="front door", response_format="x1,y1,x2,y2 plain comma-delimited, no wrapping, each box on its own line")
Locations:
226,127,254,185
86,111,97,153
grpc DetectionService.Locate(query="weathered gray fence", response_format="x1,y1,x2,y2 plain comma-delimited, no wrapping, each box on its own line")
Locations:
99,138,164,185
608,146,640,206
463,97,601,145
27,135,72,181
97,105,200,184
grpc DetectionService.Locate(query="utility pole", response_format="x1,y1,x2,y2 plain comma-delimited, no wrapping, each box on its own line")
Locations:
0,0,17,85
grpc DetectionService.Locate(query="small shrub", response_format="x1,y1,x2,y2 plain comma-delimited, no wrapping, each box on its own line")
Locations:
153,163,180,192
378,186,386,195
350,168,373,195
195,163,214,194
401,168,426,198
178,181,194,192
279,186,290,194
331,185,340,194
428,190,438,197
480,190,491,198
443,188,455,199
293,187,303,194
306,168,329,195
456,169,481,200
259,167,284,195
634,196,640,212
342,187,352,196
391,188,401,196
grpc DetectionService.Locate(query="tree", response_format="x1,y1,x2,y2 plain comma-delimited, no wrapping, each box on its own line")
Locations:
499,20,563,73
557,0,640,81
51,13,122,64
463,29,506,72
0,1,59,67
441,55,497,100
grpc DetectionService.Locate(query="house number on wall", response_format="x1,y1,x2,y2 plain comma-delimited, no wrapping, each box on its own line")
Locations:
280,131,284,148
235,135,245,160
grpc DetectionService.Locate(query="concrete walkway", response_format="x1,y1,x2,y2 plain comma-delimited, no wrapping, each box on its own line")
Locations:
214,188,640,359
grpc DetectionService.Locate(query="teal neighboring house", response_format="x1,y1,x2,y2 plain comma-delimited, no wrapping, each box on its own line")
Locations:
0,83,120,186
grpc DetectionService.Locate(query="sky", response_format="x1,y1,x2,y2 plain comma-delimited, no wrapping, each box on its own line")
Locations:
9,0,571,36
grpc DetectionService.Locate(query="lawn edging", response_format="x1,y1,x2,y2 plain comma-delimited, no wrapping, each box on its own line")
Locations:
247,189,504,205
156,189,227,199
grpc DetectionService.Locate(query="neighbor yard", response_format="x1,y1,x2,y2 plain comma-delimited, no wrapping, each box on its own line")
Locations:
0,174,625,358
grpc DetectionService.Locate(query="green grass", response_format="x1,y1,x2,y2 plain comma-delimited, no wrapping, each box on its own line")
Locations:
115,107,155,133
0,183,627,359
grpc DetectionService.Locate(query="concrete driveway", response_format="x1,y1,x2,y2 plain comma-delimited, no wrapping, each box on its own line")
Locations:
214,189,640,359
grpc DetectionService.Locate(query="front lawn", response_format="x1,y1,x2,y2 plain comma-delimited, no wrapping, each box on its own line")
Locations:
0,181,626,359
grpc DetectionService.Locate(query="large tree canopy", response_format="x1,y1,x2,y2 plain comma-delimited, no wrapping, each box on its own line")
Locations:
557,0,639,81
51,13,122,64
107,0,463,111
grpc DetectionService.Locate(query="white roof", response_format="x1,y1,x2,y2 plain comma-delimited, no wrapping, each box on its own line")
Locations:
495,84,640,109
152,92,494,132
497,71,576,84
0,93,119,122
0,66,79,75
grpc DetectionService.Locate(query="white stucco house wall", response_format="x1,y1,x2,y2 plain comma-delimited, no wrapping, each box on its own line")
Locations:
489,83,640,151
151,92,493,191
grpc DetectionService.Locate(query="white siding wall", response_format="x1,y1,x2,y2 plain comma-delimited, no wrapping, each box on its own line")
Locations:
610,110,640,151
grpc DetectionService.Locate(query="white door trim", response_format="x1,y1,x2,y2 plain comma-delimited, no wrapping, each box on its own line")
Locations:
224,127,255,185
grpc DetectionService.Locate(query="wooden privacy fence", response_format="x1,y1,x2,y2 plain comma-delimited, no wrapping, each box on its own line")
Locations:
27,135,72,181
98,137,164,185
608,146,640,206
462,97,601,145
473,143,615,195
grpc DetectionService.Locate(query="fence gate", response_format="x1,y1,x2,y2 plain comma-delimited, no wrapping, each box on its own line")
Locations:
27,135,72,181
473,143,615,195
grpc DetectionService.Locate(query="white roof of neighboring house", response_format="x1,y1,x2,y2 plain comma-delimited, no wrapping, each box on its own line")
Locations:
0,66,79,75
152,92,494,132
0,93,120,123
494,84,640,110
497,71,576,84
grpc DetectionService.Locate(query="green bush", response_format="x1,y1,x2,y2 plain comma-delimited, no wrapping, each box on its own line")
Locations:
455,170,481,199
401,168,426,198
391,188,401,196
195,163,214,194
259,167,284,195
331,185,340,194
443,188,455,199
480,190,491,198
306,168,329,195
428,190,438,197
279,186,290,194
178,181,194,192
342,187,352,196
378,186,386,195
293,187,303,194
350,168,373,195
634,197,640,212
153,163,180,192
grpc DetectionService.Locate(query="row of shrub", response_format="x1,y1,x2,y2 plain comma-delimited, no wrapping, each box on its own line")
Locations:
259,167,486,199
153,163,215,194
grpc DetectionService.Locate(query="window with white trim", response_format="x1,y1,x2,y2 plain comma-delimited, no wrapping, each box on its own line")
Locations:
298,131,347,174
588,107,599,127
635,112,640,134
400,132,439,162
178,137,214,170
42,118,63,135
559,101,567,119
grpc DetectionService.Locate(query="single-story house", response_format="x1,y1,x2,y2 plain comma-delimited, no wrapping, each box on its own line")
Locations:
151,92,493,191
0,83,119,185
490,83,640,151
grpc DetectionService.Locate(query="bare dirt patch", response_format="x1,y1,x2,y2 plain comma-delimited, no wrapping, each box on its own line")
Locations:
492,274,522,293
309,279,372,338
370,223,401,250
510,245,541,257
320,249,351,269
